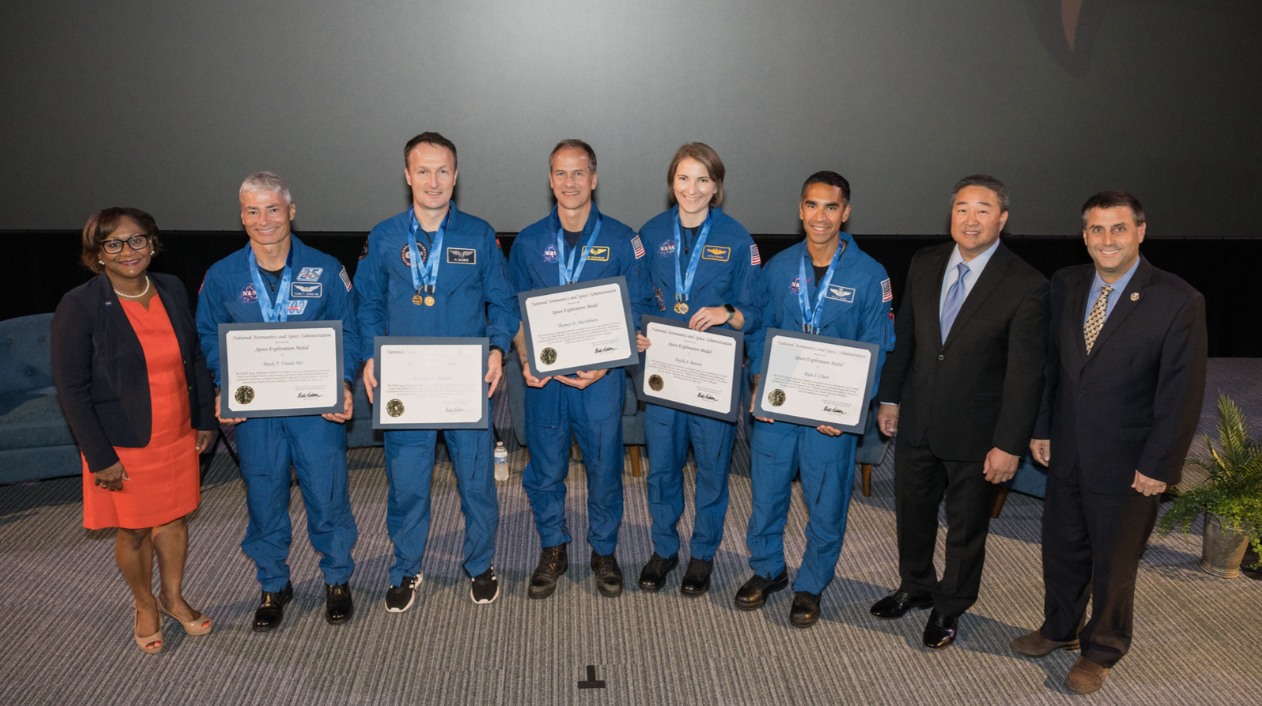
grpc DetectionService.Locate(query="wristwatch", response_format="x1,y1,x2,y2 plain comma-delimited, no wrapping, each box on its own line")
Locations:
723,304,736,323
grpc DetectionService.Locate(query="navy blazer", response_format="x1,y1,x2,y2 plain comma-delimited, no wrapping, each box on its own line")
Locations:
1034,259,1208,493
51,272,216,474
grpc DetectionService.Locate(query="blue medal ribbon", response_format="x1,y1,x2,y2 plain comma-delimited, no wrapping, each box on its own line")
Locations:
797,239,847,334
248,247,294,322
672,207,712,307
555,210,603,285
407,206,451,296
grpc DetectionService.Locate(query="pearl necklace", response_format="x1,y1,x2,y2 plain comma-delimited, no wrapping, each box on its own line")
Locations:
114,275,151,300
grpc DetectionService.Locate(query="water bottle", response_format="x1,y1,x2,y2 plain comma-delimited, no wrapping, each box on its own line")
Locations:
493,441,508,481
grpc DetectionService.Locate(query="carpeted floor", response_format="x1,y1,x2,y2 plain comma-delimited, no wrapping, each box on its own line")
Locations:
1,361,1260,705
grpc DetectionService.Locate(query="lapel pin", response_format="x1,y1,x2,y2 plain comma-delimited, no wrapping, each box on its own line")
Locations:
1130,292,1139,302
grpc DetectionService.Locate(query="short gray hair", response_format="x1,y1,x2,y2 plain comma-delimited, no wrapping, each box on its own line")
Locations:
240,171,292,204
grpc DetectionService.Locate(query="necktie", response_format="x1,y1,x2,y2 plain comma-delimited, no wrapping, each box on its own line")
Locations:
1084,285,1113,354
940,261,970,344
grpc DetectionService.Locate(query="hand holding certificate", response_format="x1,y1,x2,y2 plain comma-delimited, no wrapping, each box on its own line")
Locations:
752,328,879,433
633,315,744,422
372,337,489,430
518,276,639,379
217,321,345,418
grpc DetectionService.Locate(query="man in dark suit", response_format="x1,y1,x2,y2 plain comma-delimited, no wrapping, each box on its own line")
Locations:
870,175,1050,650
1013,191,1207,695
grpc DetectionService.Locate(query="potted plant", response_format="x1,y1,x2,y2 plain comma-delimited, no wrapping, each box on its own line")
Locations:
1157,394,1262,578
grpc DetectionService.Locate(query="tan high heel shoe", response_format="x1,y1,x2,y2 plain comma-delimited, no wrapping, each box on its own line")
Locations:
135,603,163,654
157,597,213,636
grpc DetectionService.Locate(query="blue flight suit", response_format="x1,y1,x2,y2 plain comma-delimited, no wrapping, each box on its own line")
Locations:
508,205,652,555
637,206,762,560
196,236,361,593
746,235,895,595
355,203,518,585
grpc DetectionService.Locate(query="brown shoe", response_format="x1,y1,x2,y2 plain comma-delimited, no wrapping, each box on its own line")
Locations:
1010,630,1079,657
1064,657,1109,694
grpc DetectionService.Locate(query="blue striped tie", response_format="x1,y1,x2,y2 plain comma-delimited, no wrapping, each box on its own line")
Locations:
940,261,970,344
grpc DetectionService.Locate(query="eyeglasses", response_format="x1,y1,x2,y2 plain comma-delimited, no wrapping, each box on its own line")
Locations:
100,235,150,254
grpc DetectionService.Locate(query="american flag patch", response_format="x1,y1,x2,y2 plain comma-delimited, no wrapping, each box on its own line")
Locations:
340,267,352,291
631,235,645,259
750,244,761,265
881,278,893,302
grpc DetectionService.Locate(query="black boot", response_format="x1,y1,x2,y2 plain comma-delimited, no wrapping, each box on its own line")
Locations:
591,551,624,598
638,553,679,592
325,583,353,625
253,581,293,633
528,545,569,599
734,570,789,611
680,557,713,597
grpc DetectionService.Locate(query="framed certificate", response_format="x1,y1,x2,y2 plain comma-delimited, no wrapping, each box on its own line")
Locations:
752,328,879,433
518,276,639,379
217,321,345,418
372,336,489,430
631,315,744,422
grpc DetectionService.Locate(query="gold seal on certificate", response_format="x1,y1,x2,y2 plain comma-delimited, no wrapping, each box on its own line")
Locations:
769,389,786,407
386,399,405,417
648,374,664,391
674,301,689,315
540,347,557,365
235,386,255,405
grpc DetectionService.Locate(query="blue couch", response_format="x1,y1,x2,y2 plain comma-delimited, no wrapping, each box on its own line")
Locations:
0,313,82,484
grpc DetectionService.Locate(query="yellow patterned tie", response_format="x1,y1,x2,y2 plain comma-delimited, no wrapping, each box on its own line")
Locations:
1084,285,1113,354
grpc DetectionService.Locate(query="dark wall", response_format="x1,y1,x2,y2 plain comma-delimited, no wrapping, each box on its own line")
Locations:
2,1,1260,235
11,232,1259,357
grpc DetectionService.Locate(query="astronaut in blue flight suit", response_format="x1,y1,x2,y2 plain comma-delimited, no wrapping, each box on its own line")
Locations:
633,143,762,597
356,132,518,610
509,139,653,600
196,172,360,632
736,171,895,628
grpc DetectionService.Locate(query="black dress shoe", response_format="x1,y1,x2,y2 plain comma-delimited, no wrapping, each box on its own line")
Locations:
734,570,789,611
870,590,934,620
253,581,294,633
923,609,960,650
638,553,679,592
790,591,821,628
325,583,353,625
680,557,713,597
591,551,623,598
528,544,569,600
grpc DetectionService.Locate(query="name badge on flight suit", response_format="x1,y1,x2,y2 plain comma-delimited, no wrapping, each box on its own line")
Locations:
825,285,855,303
447,247,476,264
700,245,730,262
582,245,610,261
290,282,323,298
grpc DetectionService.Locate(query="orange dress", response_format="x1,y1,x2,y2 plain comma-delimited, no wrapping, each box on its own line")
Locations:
82,293,200,530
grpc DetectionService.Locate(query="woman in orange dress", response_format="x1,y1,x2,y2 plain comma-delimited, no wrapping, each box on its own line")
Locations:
51,208,218,654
